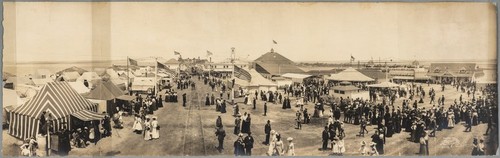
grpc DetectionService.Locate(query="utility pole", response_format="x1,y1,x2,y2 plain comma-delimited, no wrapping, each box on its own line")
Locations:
231,47,235,102
127,56,130,95
151,56,160,96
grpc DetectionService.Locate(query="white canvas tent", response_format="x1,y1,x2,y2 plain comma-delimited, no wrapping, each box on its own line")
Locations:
3,88,24,126
328,67,374,82
34,69,53,79
77,72,102,88
32,78,54,88
248,69,278,91
60,71,81,81
15,84,40,100
131,77,155,92
3,88,24,107
281,73,312,83
68,81,91,94
104,69,120,79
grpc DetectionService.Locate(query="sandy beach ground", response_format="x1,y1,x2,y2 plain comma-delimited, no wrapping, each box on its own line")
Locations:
2,78,497,156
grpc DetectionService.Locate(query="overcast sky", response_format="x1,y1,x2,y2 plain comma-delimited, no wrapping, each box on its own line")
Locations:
3,2,497,63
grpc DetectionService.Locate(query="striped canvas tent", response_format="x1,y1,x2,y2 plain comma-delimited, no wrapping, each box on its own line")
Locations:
71,110,105,122
9,82,97,139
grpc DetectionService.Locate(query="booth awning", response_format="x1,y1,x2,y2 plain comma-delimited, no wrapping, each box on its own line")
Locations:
116,95,137,101
71,110,105,121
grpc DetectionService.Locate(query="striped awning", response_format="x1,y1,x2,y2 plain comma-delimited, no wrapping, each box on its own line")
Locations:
13,82,96,120
71,110,105,121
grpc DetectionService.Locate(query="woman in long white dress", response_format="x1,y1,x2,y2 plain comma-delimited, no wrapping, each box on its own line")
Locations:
369,142,379,156
286,137,295,156
337,136,346,156
359,141,369,156
267,130,277,156
151,117,160,139
132,115,144,133
144,118,152,141
447,109,455,128
274,134,284,156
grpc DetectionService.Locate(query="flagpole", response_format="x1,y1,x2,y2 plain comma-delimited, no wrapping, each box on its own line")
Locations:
155,57,158,96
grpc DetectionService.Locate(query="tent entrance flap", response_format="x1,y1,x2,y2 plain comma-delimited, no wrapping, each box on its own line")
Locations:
71,110,105,122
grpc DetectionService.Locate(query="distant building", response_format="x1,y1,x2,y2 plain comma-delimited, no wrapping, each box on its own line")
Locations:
427,63,477,84
252,49,304,78
389,68,429,82
204,60,250,77
165,58,181,70
357,69,388,83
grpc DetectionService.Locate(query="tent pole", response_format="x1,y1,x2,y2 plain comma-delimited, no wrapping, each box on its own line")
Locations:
127,56,130,95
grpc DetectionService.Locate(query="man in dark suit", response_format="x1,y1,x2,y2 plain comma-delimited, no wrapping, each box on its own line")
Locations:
322,126,329,151
264,103,268,116
244,132,254,155
253,98,257,110
215,126,226,153
264,120,271,145
182,93,187,107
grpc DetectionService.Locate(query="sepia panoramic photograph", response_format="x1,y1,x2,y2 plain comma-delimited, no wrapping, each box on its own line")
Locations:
1,1,498,157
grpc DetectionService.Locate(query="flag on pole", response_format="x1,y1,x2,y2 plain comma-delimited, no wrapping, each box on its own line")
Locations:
234,65,251,81
174,51,181,55
207,50,213,56
128,58,138,66
350,55,355,62
157,62,167,69
273,40,278,44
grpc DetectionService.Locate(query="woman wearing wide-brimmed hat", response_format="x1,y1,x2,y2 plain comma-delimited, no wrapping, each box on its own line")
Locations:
151,116,160,139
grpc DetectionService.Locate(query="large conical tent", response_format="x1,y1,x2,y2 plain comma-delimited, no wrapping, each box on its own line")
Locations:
328,67,374,82
84,80,124,100
253,49,305,75
10,82,97,139
83,80,124,115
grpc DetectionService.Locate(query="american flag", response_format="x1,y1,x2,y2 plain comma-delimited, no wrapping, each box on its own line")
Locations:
174,51,181,55
128,57,138,66
234,65,251,81
157,62,167,69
